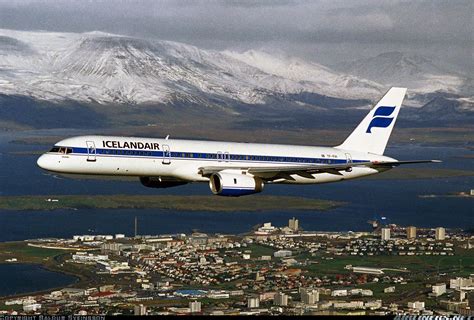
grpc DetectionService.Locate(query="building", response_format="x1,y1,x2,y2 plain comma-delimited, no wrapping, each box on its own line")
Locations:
450,276,474,289
365,300,382,310
384,286,395,293
457,290,467,302
189,301,201,313
248,297,260,309
300,288,319,305
274,250,292,258
406,226,417,239
351,289,373,296
331,289,348,297
259,292,276,301
274,292,288,306
435,227,446,240
255,271,265,281
134,304,147,316
440,300,470,314
332,301,364,310
432,283,446,297
407,301,425,311
23,303,41,312
288,217,299,231
351,266,384,275
381,228,391,241
72,252,108,263
258,222,276,233
101,242,122,254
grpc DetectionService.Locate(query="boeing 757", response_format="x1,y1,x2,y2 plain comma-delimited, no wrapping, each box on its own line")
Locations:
37,87,439,196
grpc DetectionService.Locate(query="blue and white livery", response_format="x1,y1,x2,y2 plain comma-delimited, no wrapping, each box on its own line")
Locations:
37,87,439,196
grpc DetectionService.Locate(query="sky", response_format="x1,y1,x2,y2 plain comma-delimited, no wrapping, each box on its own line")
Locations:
0,0,471,71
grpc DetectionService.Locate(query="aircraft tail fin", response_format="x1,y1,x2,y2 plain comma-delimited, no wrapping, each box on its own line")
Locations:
335,87,407,155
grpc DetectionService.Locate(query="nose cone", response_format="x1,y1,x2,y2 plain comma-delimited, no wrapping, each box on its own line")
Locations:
37,154,50,170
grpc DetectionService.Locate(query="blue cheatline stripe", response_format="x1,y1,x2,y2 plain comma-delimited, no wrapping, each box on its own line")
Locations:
53,146,368,165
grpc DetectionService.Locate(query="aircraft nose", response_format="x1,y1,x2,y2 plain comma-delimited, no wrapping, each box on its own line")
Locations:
37,154,50,170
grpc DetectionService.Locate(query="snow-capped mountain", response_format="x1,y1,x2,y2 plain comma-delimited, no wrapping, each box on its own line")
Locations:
222,50,383,99
338,52,471,96
0,29,382,107
0,29,471,128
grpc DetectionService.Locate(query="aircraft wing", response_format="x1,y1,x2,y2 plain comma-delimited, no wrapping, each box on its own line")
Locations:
198,160,440,180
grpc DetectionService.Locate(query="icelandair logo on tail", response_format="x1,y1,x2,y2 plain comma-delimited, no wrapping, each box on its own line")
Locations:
366,106,396,133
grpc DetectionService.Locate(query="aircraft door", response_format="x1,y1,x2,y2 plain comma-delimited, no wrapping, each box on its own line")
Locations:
86,141,96,162
162,144,171,165
345,153,353,164
345,153,353,172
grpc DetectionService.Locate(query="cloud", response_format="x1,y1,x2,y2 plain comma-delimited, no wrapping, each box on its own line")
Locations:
0,0,470,69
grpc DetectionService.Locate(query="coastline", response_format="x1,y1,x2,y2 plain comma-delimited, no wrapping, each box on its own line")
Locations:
0,195,344,212
0,262,81,300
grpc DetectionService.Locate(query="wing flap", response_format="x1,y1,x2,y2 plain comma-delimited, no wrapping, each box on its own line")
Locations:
198,162,372,178
198,159,440,179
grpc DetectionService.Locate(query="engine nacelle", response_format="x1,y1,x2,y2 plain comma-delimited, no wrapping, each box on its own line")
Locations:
209,172,264,196
140,176,188,189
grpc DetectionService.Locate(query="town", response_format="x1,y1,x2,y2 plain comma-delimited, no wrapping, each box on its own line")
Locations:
0,218,473,316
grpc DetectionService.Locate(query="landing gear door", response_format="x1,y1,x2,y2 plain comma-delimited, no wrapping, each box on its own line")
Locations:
162,144,171,165
86,141,96,162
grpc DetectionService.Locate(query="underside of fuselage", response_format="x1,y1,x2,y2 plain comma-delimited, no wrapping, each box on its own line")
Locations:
46,160,389,185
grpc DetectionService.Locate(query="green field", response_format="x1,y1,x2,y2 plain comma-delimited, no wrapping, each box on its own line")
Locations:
0,194,343,212
303,249,474,277
302,249,474,303
246,244,276,258
0,242,66,264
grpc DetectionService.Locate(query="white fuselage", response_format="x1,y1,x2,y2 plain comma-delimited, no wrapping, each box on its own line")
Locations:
37,135,395,185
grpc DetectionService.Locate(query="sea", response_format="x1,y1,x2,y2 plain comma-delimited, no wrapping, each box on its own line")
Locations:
0,263,77,297
0,128,472,296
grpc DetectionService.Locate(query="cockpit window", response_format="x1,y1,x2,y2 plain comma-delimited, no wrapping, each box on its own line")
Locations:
49,147,73,154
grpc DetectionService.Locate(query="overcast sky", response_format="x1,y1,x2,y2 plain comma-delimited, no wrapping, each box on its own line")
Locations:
0,0,471,71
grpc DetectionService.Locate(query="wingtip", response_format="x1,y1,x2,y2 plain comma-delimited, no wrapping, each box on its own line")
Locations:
431,160,442,163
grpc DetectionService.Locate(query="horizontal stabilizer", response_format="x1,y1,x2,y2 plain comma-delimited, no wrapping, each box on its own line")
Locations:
371,160,442,166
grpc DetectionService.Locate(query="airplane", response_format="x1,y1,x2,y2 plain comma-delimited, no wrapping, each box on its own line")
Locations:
37,87,440,196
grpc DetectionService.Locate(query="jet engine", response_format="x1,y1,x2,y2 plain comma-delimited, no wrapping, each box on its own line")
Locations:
140,176,188,188
209,172,264,196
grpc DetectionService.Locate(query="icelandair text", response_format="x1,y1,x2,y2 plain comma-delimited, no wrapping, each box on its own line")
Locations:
102,140,160,150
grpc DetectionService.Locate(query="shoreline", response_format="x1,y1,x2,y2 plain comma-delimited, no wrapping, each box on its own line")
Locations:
0,262,82,300
0,242,94,301
0,194,344,212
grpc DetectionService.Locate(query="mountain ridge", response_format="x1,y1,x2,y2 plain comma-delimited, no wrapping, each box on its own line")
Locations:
0,29,472,129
